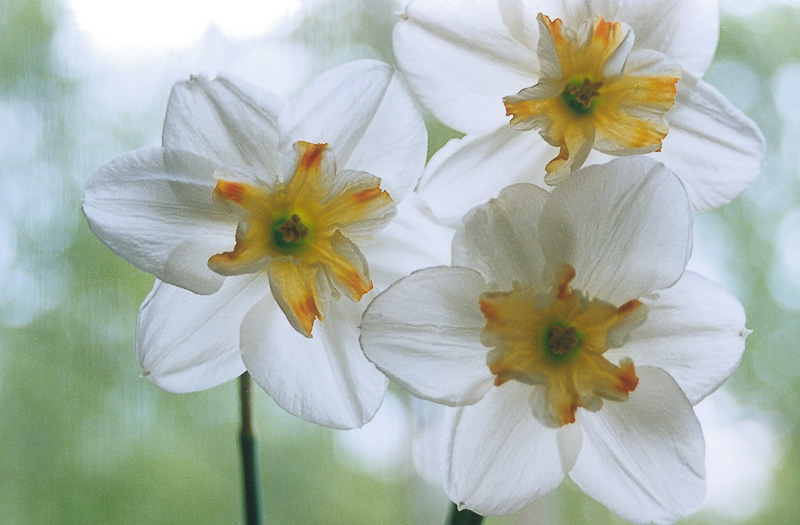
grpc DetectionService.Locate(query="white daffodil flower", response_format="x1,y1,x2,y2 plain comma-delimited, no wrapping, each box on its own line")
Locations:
393,0,765,224
83,60,453,429
360,157,748,523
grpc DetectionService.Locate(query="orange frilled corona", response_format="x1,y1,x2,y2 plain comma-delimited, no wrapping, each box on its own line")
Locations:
503,14,681,182
209,141,395,337
479,265,644,427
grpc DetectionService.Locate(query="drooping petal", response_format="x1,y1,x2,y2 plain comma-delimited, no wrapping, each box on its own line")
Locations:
360,267,493,406
393,0,538,133
240,294,387,429
570,366,705,525
416,126,552,227
278,60,426,201
363,192,454,290
606,271,748,404
136,275,268,392
452,183,549,290
163,75,285,175
82,147,235,294
659,74,766,211
534,0,719,77
266,258,327,339
443,382,582,516
538,157,692,305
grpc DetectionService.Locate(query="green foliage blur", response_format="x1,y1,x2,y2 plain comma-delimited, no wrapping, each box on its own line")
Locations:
0,1,797,524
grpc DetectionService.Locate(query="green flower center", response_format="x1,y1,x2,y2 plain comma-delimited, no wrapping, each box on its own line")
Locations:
544,322,581,361
274,214,309,251
562,77,603,115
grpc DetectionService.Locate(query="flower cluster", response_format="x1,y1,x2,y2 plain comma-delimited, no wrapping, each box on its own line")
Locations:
83,0,763,522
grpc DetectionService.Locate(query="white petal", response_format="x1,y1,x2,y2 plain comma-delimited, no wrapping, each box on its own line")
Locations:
362,192,455,290
82,147,235,294
136,275,268,393
453,183,549,290
163,75,285,174
443,382,582,515
360,266,493,405
620,0,719,78
394,0,538,133
240,294,386,429
539,157,692,305
535,0,719,77
607,271,747,404
571,366,705,525
660,74,766,211
417,126,553,227
279,59,426,201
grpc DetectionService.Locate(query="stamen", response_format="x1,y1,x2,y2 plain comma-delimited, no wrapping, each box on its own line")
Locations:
276,214,309,244
547,324,580,355
568,78,603,106
562,77,603,114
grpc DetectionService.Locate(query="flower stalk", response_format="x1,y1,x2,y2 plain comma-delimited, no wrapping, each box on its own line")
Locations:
239,372,264,525
447,502,484,525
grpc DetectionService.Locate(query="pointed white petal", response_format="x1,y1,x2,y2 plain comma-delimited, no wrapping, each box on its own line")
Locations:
443,382,581,515
453,183,549,290
362,192,455,290
660,75,765,211
82,147,236,294
417,126,553,227
279,60,426,201
360,266,493,405
240,294,386,429
136,275,268,392
163,75,285,174
571,366,705,525
394,0,538,133
539,157,692,305
607,271,747,404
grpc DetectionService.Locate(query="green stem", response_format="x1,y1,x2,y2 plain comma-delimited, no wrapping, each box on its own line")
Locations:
447,501,484,525
239,372,264,525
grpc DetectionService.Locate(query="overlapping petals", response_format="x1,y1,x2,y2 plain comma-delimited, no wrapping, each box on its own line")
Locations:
395,0,764,220
361,157,747,521
83,60,452,428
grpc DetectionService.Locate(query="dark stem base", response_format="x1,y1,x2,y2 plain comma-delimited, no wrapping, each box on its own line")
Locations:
448,502,484,525
239,372,264,525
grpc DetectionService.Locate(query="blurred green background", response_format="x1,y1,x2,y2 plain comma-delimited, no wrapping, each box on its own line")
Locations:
1,0,798,523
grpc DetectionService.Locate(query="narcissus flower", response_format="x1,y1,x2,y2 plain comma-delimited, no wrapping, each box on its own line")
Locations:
360,157,748,522
83,60,452,429
394,0,765,224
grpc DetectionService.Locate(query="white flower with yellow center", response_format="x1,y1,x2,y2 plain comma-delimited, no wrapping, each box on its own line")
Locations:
83,60,453,429
393,0,765,224
360,157,748,522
